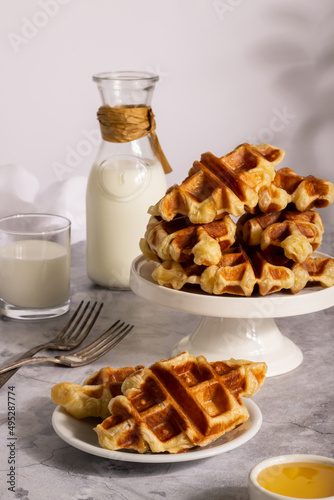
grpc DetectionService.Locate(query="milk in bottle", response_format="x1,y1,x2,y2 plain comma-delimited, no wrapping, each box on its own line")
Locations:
86,157,166,288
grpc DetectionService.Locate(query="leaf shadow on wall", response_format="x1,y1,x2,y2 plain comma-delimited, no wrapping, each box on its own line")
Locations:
246,5,334,176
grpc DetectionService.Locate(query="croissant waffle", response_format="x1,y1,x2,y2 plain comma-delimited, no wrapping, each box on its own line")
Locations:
153,244,296,296
140,213,236,266
291,256,334,294
153,244,334,296
151,260,203,290
256,167,334,214
94,352,267,453
149,143,284,223
238,210,324,264
51,365,144,419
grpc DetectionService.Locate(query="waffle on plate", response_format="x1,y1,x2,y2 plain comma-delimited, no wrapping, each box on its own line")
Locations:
52,352,267,454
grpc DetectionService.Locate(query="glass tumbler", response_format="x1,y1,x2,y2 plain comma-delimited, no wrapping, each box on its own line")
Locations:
0,214,71,320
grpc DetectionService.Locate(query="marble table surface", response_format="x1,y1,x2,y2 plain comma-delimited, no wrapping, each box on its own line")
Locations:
0,241,333,500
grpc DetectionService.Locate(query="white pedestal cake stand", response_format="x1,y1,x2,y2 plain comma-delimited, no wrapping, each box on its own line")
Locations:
130,254,334,377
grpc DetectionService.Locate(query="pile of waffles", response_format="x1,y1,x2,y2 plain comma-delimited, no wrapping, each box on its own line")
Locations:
140,143,334,296
52,351,267,454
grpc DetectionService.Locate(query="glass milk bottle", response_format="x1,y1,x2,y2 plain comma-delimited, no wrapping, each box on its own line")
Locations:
86,71,170,289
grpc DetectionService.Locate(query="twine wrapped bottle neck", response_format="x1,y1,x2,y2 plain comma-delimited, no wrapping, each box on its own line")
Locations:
97,105,172,174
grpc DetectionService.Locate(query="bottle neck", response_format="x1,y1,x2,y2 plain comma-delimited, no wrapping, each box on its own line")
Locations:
93,72,158,107
92,73,172,174
96,104,155,143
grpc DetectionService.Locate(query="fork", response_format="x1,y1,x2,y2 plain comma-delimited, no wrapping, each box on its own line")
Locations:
0,320,134,373
0,300,103,388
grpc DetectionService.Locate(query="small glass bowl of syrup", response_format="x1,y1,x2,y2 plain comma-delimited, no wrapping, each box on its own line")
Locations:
248,454,334,500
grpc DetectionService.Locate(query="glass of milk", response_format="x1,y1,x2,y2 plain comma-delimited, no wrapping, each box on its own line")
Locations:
0,214,71,319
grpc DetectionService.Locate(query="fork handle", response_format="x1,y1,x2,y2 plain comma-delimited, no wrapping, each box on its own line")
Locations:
0,355,63,375
0,345,48,389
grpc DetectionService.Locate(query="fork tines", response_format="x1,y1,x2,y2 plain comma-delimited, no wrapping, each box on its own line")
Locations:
73,321,134,361
60,301,104,343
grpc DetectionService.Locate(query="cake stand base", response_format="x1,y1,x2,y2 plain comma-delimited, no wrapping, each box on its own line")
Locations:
171,316,303,377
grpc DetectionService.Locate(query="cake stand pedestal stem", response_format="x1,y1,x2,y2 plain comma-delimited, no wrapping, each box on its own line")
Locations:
172,316,303,377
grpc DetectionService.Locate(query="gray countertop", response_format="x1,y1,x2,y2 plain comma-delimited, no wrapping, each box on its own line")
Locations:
0,241,333,500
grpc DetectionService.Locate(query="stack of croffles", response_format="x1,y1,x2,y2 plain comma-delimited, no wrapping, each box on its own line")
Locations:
140,143,334,296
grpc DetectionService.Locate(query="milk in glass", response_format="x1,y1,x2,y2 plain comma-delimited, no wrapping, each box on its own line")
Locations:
0,239,70,308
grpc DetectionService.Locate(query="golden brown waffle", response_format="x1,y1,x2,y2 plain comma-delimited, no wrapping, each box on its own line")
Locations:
140,213,236,266
152,260,203,290
149,143,284,223
247,246,295,295
94,352,267,454
199,246,257,296
151,246,334,296
51,365,144,419
152,244,295,296
238,210,324,263
256,167,334,213
291,255,334,294
210,358,267,399
202,245,295,296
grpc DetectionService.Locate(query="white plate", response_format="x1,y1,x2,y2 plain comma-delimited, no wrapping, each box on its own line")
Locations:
52,399,262,463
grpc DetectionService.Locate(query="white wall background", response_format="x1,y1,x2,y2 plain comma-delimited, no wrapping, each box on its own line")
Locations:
1,0,334,248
